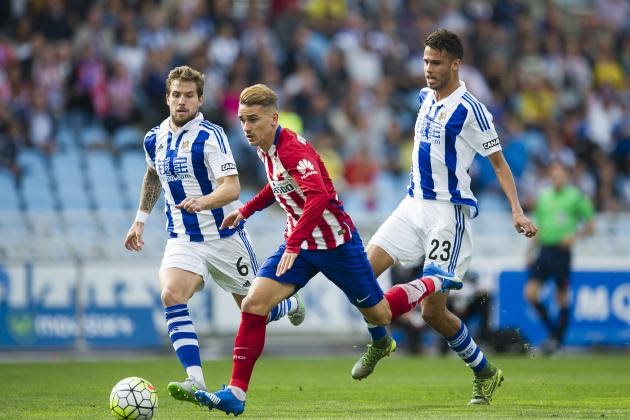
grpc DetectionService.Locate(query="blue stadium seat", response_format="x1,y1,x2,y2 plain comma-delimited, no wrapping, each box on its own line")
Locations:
120,151,149,206
55,126,76,150
113,126,144,151
80,124,109,148
85,150,125,210
0,171,20,210
51,151,90,209
18,150,56,210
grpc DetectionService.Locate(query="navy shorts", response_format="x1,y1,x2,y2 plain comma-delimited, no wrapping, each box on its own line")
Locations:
529,245,571,290
257,231,384,308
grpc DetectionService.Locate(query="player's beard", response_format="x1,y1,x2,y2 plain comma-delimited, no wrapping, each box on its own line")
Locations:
427,72,449,92
171,111,196,128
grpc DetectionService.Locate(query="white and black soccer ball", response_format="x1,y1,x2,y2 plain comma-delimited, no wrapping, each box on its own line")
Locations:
109,376,158,420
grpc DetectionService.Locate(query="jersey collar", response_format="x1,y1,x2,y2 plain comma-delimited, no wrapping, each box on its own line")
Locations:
166,112,204,134
273,125,282,145
264,125,282,155
434,81,467,107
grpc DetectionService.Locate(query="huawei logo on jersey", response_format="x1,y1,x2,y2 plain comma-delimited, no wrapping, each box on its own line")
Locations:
296,159,318,179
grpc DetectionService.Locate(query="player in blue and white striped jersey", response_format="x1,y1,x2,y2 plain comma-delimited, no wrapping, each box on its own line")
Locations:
361,30,538,404
123,66,305,405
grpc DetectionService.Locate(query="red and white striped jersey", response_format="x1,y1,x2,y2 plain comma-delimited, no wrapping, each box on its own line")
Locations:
240,127,355,253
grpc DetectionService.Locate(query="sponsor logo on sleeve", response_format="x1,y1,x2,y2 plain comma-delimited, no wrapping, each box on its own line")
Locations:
296,159,318,179
482,138,500,150
221,163,237,171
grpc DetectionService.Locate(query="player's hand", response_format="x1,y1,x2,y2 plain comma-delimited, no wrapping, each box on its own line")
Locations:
560,235,575,248
220,209,245,229
124,222,145,251
175,196,207,213
514,213,538,238
276,251,298,277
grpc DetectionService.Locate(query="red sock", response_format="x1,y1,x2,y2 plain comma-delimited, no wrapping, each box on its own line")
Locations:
229,312,267,392
384,277,436,320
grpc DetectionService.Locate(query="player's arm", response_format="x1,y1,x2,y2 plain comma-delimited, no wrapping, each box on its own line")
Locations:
487,150,538,238
124,166,161,251
561,194,595,248
176,174,240,213
139,166,162,213
240,183,276,218
221,184,275,230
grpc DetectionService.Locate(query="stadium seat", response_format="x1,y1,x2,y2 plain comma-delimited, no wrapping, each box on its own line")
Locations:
80,124,110,149
113,126,144,151
120,151,149,206
51,151,91,209
18,150,56,210
85,150,126,210
0,171,21,210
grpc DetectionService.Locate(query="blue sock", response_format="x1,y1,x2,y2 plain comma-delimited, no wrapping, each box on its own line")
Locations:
266,296,295,323
165,304,205,386
446,321,488,374
365,320,388,342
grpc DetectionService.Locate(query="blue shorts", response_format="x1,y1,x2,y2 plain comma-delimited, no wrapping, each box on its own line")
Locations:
257,231,384,308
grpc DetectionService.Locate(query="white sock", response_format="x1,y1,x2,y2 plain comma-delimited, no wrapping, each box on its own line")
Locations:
287,296,298,314
186,366,206,388
227,385,246,401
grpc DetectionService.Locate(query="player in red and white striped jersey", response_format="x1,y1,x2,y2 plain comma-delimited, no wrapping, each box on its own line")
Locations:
193,84,463,416
239,123,353,252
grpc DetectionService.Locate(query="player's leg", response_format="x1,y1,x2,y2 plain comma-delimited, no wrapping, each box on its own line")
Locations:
549,248,572,351
524,247,555,336
195,245,315,415
422,204,503,404
211,227,306,326
195,277,295,415
159,265,208,403
353,199,421,374
421,291,503,404
554,278,570,345
351,256,461,379
349,199,462,379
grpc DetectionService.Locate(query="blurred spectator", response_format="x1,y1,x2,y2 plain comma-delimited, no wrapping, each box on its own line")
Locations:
0,106,22,176
28,89,56,155
32,0,73,42
0,0,626,212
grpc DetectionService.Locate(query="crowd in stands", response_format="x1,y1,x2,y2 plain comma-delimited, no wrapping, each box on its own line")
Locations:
0,0,629,213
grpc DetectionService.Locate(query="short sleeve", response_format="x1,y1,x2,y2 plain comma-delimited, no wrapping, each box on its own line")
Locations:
576,192,595,221
462,97,501,157
143,127,158,169
203,126,239,178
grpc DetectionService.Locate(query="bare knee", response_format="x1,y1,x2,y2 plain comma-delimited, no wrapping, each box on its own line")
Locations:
161,287,187,307
524,281,540,303
241,294,270,315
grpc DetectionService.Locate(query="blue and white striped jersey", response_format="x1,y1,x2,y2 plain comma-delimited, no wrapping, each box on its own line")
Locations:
408,81,502,217
143,113,242,241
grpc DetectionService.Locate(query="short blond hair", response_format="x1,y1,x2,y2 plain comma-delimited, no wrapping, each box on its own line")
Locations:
165,66,204,97
239,84,278,109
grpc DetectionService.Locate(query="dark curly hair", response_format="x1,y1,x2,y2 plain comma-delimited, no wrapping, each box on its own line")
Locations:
425,29,464,60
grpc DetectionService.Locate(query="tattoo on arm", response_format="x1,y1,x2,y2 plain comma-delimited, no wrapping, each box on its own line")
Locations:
139,167,162,212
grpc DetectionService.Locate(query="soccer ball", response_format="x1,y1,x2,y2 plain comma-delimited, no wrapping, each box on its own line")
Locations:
109,376,158,420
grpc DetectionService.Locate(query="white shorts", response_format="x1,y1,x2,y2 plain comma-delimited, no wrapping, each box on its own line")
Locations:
159,228,258,295
369,196,473,279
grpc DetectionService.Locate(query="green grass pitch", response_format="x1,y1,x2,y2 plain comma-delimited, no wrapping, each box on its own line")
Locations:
1,354,629,419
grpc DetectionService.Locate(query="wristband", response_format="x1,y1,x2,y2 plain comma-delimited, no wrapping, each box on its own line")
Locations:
135,210,149,223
